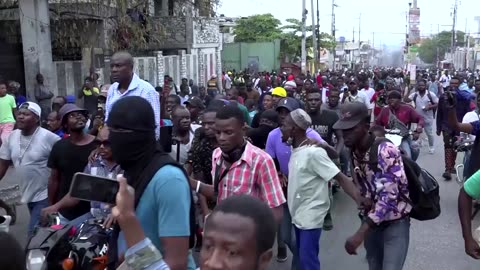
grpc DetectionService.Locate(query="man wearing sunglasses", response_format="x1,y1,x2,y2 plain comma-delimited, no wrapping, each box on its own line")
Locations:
0,102,60,235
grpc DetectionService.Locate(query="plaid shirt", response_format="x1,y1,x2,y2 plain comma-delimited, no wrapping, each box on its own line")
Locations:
211,142,286,208
105,74,160,138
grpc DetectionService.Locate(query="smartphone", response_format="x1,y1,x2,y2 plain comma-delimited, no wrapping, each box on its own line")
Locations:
69,172,119,204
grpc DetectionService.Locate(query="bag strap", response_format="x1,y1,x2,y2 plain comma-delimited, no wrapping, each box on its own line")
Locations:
213,159,232,196
368,137,392,173
134,152,196,248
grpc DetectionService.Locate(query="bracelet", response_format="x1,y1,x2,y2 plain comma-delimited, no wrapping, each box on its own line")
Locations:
125,238,164,270
195,181,201,193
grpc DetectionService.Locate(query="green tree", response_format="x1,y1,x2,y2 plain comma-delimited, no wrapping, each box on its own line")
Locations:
418,38,437,64
233,14,282,42
418,30,474,64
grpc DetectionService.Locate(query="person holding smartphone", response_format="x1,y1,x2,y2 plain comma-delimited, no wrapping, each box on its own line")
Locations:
113,176,277,270
436,76,474,180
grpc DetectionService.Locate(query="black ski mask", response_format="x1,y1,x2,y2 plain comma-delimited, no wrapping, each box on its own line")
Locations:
107,96,157,173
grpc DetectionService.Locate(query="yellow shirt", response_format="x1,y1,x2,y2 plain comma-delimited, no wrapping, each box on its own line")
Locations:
83,87,100,96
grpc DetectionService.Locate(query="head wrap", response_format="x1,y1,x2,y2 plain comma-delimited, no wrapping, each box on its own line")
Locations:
290,109,311,130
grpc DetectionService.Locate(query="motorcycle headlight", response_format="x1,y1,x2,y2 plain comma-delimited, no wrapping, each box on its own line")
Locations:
26,249,46,270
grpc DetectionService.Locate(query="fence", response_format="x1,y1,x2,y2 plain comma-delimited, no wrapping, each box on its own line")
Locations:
55,49,219,97
222,40,281,73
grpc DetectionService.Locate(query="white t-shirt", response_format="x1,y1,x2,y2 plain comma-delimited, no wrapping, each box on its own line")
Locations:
321,87,329,103
180,95,189,106
170,124,200,165
361,88,376,109
288,145,340,230
462,111,480,140
340,91,370,109
440,74,451,88
408,91,439,122
0,128,60,203
394,77,404,87
224,75,232,90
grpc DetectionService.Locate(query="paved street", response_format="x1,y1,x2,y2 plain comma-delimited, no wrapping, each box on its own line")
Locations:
1,133,479,270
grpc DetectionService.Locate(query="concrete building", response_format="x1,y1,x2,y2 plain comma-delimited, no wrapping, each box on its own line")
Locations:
219,16,240,44
0,0,222,99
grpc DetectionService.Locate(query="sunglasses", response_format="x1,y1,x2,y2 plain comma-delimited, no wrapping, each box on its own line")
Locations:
95,139,111,147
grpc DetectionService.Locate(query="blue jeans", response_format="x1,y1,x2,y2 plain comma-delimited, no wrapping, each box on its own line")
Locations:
364,217,410,270
424,121,435,148
279,204,302,270
400,137,412,159
27,199,49,236
294,225,322,270
400,136,420,161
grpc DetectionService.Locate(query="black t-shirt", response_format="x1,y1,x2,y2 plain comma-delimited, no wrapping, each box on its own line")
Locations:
247,125,273,149
83,95,99,115
48,138,97,220
251,111,262,128
309,109,339,146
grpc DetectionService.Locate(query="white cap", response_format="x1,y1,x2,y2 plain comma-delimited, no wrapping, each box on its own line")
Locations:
19,102,41,118
290,109,312,130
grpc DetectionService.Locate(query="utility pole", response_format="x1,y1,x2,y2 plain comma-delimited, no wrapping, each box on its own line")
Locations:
352,27,355,43
358,13,361,44
301,0,307,73
451,0,458,53
331,0,336,71
466,32,470,69
311,0,318,72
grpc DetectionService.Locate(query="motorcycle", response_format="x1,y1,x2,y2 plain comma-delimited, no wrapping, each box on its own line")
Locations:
384,129,419,160
454,138,478,219
26,214,73,270
454,138,475,185
26,214,111,270
384,129,403,147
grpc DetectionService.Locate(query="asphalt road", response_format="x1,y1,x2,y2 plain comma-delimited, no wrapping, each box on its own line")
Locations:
2,133,479,270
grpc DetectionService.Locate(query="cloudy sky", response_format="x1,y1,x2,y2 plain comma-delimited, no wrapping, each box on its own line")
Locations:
217,0,480,47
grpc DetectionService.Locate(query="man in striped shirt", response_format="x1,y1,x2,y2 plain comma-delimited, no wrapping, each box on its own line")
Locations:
105,51,160,138
191,104,285,221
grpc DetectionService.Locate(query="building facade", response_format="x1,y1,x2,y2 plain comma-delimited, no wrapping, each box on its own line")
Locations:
0,0,222,98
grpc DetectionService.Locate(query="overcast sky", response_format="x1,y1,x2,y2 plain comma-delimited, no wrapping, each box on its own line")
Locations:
217,0,480,47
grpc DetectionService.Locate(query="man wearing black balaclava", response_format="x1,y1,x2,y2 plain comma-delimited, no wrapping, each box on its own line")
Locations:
107,96,196,270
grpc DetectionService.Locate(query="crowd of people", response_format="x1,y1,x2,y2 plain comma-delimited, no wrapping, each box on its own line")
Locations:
1,50,480,270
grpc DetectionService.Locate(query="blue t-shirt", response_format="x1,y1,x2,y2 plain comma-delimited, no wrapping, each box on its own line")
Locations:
117,165,196,269
15,95,27,107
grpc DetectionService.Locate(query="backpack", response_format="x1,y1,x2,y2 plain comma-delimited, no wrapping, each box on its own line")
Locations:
368,137,441,221
413,92,437,118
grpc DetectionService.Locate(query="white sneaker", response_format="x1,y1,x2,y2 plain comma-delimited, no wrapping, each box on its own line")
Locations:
429,148,435,154
0,215,11,233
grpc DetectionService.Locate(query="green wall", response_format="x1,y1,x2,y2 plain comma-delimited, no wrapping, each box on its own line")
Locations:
222,40,281,72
